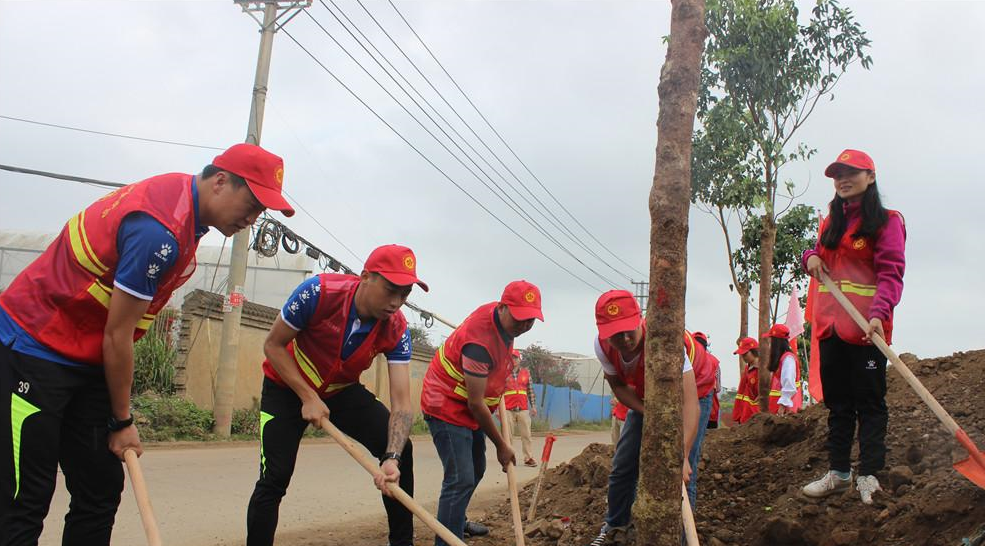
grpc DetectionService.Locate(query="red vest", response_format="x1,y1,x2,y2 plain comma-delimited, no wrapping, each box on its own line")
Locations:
599,334,646,399
504,367,532,410
421,302,512,430
814,211,903,345
0,174,198,364
686,331,719,399
731,365,760,424
262,274,407,397
769,351,803,414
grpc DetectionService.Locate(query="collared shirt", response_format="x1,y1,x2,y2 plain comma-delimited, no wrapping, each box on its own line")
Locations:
279,276,412,364
0,178,207,367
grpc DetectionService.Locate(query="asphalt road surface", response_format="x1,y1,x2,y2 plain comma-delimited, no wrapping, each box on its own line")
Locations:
37,430,609,545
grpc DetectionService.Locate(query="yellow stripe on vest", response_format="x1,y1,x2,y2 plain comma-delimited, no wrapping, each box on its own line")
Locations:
438,344,465,382
452,385,499,407
504,390,527,396
293,342,325,389
68,212,109,277
818,280,876,297
85,280,154,330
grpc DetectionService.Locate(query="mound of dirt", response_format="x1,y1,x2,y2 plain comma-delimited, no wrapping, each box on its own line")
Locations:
470,350,985,546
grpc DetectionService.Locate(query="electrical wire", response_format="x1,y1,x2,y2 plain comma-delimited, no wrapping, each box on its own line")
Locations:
385,0,646,278
0,115,225,151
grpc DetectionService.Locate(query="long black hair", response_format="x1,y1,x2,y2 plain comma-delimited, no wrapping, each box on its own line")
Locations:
819,180,889,249
768,337,792,373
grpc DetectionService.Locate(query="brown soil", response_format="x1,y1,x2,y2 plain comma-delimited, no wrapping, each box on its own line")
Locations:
469,350,985,546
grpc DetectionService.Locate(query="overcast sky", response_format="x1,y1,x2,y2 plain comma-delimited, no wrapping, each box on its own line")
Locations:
1,1,982,390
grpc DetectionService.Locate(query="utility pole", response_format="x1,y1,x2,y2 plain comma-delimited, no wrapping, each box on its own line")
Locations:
631,280,649,310
213,0,310,437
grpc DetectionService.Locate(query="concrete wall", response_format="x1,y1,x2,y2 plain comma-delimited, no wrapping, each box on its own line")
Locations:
176,289,433,413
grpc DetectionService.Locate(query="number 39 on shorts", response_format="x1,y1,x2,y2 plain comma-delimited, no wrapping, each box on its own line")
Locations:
17,381,30,394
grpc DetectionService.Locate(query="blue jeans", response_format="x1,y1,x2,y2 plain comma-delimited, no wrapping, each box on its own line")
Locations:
426,414,487,546
686,392,714,510
605,409,643,529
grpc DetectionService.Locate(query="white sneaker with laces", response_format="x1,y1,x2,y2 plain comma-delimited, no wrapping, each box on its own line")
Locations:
856,474,882,505
802,470,852,498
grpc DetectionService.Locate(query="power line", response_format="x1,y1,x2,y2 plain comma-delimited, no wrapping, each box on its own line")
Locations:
0,115,225,151
353,0,636,284
280,26,605,291
385,0,646,278
0,164,125,189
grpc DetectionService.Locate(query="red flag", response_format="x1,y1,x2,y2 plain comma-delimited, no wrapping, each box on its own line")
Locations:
784,285,805,339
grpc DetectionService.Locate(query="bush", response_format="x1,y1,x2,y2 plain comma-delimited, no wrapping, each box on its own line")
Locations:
133,393,215,442
133,313,178,395
231,400,260,438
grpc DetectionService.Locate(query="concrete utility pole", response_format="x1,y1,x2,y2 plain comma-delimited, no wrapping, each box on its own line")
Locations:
213,0,310,437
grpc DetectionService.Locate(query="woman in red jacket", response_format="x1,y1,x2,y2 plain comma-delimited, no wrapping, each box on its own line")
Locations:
800,149,905,505
763,324,802,416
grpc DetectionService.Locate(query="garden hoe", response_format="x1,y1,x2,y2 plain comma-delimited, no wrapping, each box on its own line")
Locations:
124,449,162,546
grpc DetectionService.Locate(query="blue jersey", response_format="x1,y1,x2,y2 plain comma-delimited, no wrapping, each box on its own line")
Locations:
280,276,412,364
0,180,207,366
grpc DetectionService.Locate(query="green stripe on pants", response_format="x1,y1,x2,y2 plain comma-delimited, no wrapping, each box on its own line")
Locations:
11,393,41,499
259,411,274,477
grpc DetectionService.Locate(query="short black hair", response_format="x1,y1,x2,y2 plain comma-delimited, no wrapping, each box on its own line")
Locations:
202,164,247,187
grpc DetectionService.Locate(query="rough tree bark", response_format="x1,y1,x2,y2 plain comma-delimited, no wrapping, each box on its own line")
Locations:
757,212,777,411
637,0,707,544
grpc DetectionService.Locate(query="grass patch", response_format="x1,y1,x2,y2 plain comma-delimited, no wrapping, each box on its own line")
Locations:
563,419,612,432
133,393,215,442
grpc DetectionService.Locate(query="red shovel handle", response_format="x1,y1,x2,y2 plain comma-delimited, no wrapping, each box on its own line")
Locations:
541,434,556,463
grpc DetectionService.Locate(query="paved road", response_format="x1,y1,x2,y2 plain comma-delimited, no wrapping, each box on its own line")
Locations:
38,431,609,545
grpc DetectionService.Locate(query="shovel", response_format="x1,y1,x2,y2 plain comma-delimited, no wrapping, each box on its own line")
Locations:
820,272,985,488
526,433,556,521
681,482,700,546
318,418,469,546
498,404,527,546
123,450,163,546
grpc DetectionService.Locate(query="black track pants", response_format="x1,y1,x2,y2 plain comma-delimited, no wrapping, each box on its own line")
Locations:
0,344,124,546
246,378,415,546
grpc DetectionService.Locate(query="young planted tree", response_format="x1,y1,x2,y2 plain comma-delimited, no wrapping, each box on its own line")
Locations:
637,0,707,543
700,0,871,408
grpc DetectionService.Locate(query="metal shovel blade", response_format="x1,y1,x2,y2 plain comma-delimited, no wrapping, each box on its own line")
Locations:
953,429,985,489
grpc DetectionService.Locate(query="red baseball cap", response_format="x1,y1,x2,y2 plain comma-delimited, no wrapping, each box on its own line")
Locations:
363,244,428,292
824,149,875,178
733,337,759,355
762,323,790,339
500,280,544,321
595,290,642,340
213,143,295,217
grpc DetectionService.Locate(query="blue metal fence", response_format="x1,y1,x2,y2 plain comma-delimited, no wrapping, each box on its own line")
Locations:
531,383,613,429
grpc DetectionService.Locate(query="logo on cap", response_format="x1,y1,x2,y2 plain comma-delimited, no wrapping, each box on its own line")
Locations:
606,303,620,316
853,239,867,250
524,291,536,303
275,167,284,188
840,152,851,161
403,255,415,270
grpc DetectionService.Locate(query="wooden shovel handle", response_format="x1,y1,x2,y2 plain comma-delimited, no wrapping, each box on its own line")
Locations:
317,418,468,546
498,404,526,546
124,449,162,546
681,482,700,545
819,273,961,434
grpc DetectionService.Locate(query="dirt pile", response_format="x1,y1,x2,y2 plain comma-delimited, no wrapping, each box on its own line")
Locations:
471,350,985,546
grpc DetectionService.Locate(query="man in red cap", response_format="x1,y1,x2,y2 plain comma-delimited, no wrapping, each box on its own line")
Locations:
504,348,538,467
246,244,426,546
731,337,762,424
0,143,290,544
587,290,699,546
420,280,543,546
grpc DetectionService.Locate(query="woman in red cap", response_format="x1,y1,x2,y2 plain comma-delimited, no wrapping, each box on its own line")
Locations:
731,337,761,424
800,149,906,505
763,324,802,416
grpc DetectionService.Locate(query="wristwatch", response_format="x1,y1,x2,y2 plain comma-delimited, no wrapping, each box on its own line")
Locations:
107,415,134,432
379,452,401,467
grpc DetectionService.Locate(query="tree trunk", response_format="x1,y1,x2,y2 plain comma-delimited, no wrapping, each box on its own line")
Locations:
739,285,749,338
757,212,777,411
638,1,706,544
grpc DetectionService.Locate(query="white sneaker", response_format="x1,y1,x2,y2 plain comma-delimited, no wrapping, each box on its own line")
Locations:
856,474,882,505
802,470,852,498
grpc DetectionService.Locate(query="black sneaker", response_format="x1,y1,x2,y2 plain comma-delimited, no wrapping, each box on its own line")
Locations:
463,520,489,537
587,529,607,546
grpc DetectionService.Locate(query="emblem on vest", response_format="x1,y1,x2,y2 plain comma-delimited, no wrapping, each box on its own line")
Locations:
853,239,866,250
